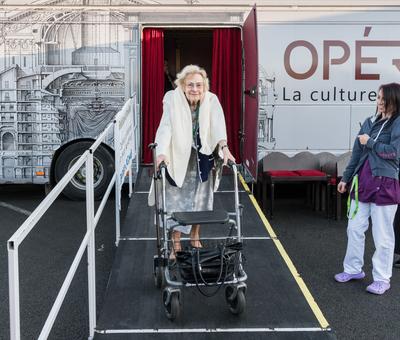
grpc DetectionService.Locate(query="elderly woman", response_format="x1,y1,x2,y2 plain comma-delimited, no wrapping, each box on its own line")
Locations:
153,64,235,257
335,83,400,295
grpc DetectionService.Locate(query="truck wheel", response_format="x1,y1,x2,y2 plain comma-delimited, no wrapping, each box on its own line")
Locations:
54,142,114,201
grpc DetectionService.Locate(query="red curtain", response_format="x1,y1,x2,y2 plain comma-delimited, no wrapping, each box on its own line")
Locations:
211,28,242,162
142,28,164,164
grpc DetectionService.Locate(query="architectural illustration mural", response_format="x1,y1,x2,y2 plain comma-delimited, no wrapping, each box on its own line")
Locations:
0,1,137,183
258,65,277,160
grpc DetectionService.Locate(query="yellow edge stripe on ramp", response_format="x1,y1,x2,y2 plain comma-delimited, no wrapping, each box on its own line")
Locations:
239,175,330,330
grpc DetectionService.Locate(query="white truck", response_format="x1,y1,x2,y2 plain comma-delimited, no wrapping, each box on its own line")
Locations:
0,1,399,198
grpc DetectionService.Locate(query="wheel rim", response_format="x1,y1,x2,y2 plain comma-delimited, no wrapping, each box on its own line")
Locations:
68,155,105,190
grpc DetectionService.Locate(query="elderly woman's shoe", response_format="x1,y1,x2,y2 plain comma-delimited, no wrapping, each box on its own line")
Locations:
366,281,390,295
334,271,365,282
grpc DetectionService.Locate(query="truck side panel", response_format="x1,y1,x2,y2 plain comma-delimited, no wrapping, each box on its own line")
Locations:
257,19,400,157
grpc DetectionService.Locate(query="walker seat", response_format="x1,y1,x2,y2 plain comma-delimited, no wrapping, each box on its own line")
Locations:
171,210,229,225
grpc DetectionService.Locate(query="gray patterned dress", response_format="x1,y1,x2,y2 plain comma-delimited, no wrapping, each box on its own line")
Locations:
158,106,214,234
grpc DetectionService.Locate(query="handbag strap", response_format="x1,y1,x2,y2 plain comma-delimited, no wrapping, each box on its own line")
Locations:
191,246,228,297
196,245,225,286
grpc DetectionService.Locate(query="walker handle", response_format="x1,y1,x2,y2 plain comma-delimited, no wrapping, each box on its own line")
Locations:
156,161,167,180
227,159,237,170
149,143,158,180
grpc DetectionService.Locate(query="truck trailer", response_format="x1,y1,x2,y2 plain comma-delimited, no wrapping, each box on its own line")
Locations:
0,0,399,199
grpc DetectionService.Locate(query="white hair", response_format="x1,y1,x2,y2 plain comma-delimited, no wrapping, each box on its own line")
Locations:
175,64,209,92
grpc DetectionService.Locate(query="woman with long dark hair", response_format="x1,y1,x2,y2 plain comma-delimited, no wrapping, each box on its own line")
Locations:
335,83,400,295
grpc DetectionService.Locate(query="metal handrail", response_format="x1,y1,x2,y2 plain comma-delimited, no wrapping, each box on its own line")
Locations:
7,151,89,249
8,96,136,340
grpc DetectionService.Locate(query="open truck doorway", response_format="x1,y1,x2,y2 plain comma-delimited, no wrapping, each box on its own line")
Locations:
141,26,243,166
164,29,213,89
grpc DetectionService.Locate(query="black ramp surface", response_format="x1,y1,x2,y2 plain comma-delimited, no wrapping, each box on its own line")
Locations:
95,239,328,328
94,168,335,339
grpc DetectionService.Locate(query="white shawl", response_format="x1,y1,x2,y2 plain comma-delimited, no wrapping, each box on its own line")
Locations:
148,88,227,205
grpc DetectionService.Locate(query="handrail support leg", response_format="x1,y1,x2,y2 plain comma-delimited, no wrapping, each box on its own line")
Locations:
86,151,96,339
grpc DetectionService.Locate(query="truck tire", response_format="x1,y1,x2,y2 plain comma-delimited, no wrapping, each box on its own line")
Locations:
54,142,114,201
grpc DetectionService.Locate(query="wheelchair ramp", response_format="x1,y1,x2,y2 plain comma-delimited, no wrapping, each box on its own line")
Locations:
94,167,336,339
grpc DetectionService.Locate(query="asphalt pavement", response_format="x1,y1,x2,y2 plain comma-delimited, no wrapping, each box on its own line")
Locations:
1,183,399,339
269,196,400,340
0,184,129,340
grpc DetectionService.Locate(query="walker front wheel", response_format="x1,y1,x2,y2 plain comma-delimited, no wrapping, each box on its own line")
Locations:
163,289,180,321
225,286,246,315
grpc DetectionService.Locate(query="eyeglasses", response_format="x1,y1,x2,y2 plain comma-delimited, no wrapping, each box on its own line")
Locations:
185,82,204,89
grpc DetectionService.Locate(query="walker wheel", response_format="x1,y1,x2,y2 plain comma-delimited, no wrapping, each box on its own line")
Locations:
154,265,164,289
163,290,180,321
225,286,246,315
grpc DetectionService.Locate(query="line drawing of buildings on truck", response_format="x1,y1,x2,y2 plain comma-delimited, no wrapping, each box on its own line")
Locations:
0,3,132,183
258,64,277,160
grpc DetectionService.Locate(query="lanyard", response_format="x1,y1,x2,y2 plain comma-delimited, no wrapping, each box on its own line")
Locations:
347,175,359,219
373,119,388,142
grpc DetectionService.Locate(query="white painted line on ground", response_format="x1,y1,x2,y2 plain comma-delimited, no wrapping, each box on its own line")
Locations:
0,201,31,216
119,236,271,241
134,190,246,194
216,190,246,193
120,237,156,241
96,327,331,334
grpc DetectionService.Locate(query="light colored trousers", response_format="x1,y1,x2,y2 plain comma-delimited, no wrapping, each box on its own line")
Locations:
343,200,396,283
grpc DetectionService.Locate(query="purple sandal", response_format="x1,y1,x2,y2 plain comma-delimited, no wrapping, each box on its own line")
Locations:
334,271,365,283
366,281,390,295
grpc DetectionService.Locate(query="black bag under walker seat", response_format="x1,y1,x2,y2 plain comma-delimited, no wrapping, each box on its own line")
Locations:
176,242,242,296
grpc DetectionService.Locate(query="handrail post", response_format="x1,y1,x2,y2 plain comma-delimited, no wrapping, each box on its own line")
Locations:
232,165,242,242
115,189,120,247
114,118,121,247
128,159,133,198
86,150,96,340
8,241,20,340
129,98,134,198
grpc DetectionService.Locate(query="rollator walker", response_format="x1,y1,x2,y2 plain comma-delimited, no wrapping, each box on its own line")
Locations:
149,143,247,321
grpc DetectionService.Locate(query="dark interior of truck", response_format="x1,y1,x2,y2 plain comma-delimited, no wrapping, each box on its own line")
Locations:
164,29,213,82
